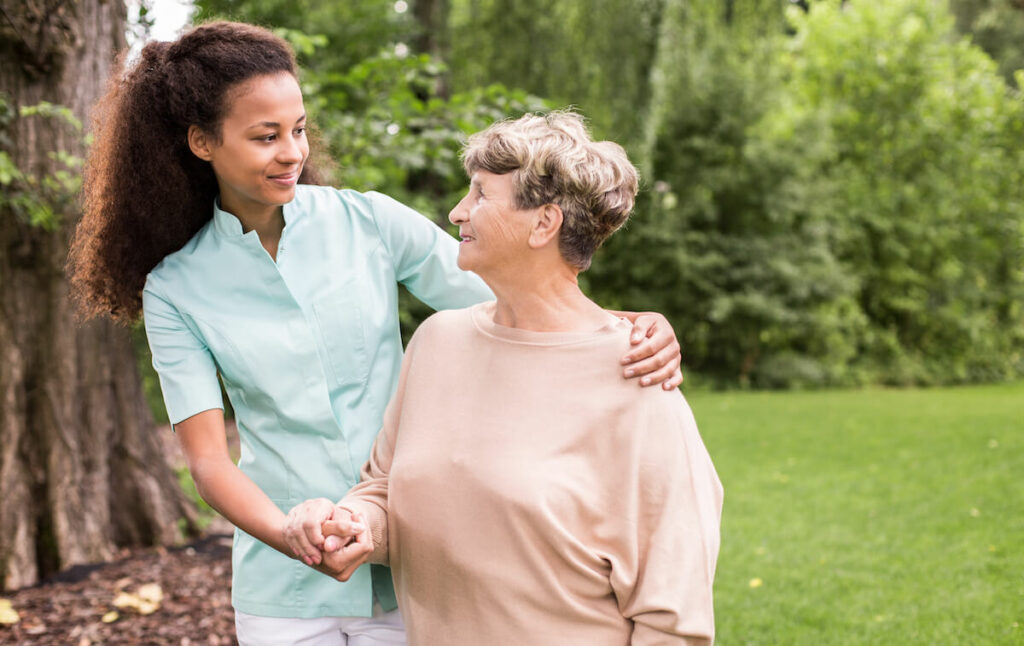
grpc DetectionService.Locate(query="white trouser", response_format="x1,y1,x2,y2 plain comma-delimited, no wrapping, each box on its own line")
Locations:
234,605,406,646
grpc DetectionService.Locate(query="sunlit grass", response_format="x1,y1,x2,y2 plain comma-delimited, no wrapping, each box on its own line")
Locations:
687,382,1024,645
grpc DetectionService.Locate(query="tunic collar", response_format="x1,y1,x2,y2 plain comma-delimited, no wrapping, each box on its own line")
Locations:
211,194,299,238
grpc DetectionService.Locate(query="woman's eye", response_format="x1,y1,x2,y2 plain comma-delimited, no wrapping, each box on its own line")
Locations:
294,127,306,136
257,134,276,142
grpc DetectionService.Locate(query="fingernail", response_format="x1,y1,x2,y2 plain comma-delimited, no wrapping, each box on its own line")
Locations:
641,377,651,386
624,368,634,377
632,334,642,342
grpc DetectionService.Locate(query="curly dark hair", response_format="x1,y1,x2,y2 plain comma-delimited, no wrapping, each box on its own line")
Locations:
68,21,323,322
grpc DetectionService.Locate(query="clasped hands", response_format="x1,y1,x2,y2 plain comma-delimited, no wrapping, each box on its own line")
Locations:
283,498,372,582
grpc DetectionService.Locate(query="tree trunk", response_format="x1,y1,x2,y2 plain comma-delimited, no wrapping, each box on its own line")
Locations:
413,0,450,60
0,0,198,591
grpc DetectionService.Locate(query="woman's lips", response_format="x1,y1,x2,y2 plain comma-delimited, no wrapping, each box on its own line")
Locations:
268,172,298,187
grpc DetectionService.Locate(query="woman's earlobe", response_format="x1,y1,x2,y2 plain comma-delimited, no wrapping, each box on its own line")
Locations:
187,125,213,161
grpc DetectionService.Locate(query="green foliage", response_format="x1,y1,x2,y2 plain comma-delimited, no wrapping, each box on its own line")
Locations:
950,0,1024,87
588,0,862,388
447,0,665,149
697,381,1024,643
774,0,1024,384
0,96,85,230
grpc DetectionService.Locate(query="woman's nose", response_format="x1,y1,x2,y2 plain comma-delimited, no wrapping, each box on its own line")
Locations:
279,136,304,164
449,198,468,225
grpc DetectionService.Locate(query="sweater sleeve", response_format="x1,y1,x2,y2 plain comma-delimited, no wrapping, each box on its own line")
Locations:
609,392,724,645
339,326,423,566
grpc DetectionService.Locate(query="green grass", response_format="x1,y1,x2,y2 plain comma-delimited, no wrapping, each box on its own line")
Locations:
686,382,1024,645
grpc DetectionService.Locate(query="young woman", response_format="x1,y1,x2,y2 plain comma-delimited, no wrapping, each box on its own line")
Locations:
68,21,683,646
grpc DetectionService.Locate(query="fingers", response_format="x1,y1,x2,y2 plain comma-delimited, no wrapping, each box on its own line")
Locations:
623,336,681,383
621,314,662,366
283,498,334,566
319,512,372,582
336,526,372,581
322,512,366,546
627,314,657,347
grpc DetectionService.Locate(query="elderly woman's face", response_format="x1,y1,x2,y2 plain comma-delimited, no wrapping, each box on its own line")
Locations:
448,170,534,275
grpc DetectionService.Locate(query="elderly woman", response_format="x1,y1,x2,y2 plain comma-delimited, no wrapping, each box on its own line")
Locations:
313,112,723,645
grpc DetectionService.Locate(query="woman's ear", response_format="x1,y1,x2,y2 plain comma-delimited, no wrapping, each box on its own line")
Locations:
187,125,214,161
528,204,561,249
528,203,563,250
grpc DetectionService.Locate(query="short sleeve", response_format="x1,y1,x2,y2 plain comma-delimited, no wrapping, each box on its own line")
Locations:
142,283,224,426
366,191,493,310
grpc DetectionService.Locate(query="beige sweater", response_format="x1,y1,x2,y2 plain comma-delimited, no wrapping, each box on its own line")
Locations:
342,302,723,645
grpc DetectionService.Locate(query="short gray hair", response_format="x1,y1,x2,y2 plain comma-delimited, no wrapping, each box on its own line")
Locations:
461,110,639,271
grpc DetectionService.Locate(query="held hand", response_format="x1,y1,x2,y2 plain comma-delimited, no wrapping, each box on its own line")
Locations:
318,509,372,582
283,497,336,566
621,312,684,390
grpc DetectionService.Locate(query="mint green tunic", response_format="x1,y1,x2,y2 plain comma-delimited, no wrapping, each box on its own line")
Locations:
143,185,492,618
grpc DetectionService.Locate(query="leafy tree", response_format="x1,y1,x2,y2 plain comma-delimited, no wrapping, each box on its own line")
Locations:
587,0,862,387
775,0,1024,383
949,0,1024,86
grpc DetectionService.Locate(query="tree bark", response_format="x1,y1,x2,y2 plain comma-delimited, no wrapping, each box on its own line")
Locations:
0,0,198,591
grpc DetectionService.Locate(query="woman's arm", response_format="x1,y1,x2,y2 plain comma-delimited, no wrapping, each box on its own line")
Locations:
610,395,723,645
176,410,372,581
175,409,290,556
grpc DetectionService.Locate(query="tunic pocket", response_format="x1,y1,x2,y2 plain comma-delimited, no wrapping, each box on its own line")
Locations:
313,289,369,388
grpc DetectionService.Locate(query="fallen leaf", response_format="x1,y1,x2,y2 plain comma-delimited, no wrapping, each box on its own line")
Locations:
101,611,119,624
138,583,164,604
749,577,764,589
0,598,19,625
112,592,139,609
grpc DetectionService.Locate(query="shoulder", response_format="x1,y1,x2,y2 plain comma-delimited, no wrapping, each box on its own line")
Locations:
291,184,376,221
410,306,476,347
144,220,216,298
401,306,480,363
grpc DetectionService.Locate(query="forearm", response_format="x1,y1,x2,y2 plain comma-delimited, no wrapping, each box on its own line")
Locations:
189,457,290,556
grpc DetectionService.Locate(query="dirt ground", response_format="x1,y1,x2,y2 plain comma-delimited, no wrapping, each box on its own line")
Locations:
0,535,237,645
1,424,242,645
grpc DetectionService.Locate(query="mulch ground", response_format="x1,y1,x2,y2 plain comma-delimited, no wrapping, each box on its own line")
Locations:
0,534,236,645
1,424,241,645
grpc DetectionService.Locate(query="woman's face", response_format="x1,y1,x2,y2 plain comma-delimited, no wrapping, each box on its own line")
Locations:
197,72,309,218
448,170,534,276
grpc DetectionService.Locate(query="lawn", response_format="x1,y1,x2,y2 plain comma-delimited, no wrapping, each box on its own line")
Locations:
687,382,1024,645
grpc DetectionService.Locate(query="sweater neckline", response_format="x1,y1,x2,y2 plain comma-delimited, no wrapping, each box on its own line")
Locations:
470,301,630,346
